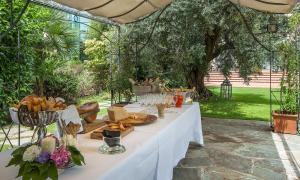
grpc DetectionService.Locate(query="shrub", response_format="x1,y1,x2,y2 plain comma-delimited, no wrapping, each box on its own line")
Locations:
43,72,79,104
278,42,298,114
77,69,97,97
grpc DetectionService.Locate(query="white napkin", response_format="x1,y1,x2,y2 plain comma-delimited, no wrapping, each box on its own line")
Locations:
9,107,19,124
60,105,83,133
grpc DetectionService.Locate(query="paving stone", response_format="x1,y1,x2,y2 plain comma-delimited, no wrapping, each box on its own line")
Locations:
178,157,212,168
173,117,300,180
206,148,254,174
173,167,202,180
202,167,259,180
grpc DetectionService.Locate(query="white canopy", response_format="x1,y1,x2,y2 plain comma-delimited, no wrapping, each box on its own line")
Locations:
230,0,297,13
54,0,172,24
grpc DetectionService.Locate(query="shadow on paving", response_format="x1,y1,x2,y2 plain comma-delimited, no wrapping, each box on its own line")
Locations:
173,117,300,180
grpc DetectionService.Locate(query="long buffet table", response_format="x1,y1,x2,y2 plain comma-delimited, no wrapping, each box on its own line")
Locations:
0,103,203,180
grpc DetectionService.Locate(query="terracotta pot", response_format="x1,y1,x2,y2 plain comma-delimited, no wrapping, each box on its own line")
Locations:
272,111,298,135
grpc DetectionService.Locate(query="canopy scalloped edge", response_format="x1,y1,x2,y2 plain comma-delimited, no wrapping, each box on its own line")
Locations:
53,0,172,24
230,0,297,14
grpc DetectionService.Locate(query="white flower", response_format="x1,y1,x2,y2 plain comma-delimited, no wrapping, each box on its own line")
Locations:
22,145,41,162
41,136,56,154
62,135,77,147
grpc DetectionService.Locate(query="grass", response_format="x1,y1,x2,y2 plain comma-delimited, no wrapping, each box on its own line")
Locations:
78,92,111,104
0,144,11,152
46,87,277,134
201,87,280,121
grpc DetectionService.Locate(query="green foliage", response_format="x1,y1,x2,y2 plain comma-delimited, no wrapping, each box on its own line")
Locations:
120,0,284,95
86,22,109,40
67,146,85,166
0,1,80,124
277,42,298,113
6,144,59,180
44,72,79,104
110,57,135,102
0,1,52,124
84,38,110,92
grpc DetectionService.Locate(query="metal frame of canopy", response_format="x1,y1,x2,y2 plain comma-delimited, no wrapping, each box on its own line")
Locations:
0,1,120,151
0,0,171,151
230,0,300,133
1,0,299,152
269,29,300,134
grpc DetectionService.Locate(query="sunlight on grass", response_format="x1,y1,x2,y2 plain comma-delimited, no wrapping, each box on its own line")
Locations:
79,92,110,104
0,144,11,152
201,87,280,121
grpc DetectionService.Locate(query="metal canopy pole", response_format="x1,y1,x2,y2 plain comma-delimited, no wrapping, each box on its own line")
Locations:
17,30,21,146
296,29,300,133
31,0,121,106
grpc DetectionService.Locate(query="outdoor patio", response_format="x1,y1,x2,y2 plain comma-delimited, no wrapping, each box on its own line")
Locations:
174,117,300,180
1,0,300,179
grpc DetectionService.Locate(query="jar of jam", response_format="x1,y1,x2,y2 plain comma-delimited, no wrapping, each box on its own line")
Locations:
174,94,184,108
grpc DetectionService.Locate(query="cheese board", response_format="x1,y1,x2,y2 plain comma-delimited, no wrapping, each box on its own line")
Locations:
90,125,134,140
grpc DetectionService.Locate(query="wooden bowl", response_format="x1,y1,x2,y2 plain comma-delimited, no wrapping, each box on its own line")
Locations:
78,102,99,123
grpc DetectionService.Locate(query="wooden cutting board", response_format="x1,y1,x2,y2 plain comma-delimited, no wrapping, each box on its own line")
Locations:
90,126,134,140
80,120,106,134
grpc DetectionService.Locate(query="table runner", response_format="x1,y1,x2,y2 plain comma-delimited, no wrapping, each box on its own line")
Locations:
0,103,203,180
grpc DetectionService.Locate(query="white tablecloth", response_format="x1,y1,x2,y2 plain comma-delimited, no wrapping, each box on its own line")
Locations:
0,103,203,180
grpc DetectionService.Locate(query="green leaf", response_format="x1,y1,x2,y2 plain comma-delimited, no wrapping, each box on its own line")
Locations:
6,154,23,167
38,162,50,176
22,174,30,180
67,146,85,166
24,162,33,174
17,162,26,178
31,169,41,180
48,162,58,180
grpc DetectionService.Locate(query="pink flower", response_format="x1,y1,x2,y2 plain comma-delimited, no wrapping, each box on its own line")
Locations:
50,147,70,168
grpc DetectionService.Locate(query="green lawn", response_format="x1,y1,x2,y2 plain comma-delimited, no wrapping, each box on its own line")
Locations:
201,87,280,121
0,144,11,152
46,87,277,134
78,92,111,105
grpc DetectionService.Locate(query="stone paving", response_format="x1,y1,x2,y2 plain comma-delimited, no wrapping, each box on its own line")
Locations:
173,117,300,180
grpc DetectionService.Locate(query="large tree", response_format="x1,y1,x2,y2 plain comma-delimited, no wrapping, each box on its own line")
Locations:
120,0,285,97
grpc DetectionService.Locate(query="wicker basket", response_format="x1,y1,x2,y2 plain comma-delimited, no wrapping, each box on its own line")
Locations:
17,105,59,141
18,105,58,127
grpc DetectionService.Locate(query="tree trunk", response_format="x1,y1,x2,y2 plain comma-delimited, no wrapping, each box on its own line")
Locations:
186,68,210,99
185,28,221,99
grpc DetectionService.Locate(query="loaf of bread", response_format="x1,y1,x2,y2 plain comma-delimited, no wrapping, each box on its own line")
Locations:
107,107,130,122
15,95,67,113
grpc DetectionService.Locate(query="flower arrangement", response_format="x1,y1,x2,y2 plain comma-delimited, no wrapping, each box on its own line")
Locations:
6,136,85,180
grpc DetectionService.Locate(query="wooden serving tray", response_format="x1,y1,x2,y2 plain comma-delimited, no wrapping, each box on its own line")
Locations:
80,120,106,134
90,126,134,140
120,113,157,126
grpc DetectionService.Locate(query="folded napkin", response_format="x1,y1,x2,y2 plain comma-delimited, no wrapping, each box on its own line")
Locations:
59,105,83,133
9,107,19,124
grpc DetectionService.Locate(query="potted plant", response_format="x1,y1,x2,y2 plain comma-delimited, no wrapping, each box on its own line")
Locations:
272,42,299,134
